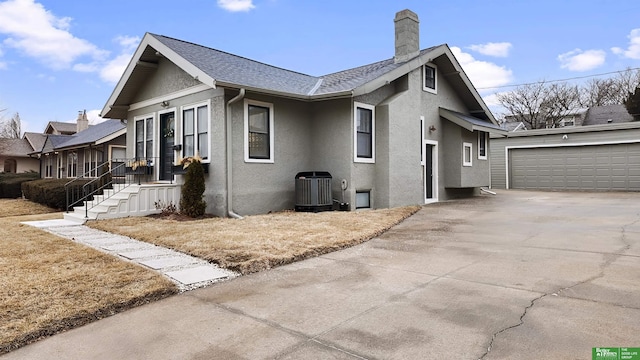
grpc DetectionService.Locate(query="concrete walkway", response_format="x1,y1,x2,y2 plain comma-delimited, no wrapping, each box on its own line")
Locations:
7,190,640,359
21,219,237,291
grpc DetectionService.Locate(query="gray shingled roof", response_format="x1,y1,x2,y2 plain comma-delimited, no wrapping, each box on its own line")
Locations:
153,35,320,96
57,120,125,149
41,135,72,153
316,47,437,95
152,34,438,97
46,121,77,134
0,138,36,157
583,104,634,126
23,132,47,153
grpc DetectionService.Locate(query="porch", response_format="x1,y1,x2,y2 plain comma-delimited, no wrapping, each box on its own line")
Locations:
63,157,188,223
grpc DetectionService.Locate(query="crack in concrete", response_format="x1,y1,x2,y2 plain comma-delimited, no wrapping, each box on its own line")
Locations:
478,293,547,360
479,214,640,360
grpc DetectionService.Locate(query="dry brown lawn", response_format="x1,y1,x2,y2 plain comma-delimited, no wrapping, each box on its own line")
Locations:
0,199,177,354
0,198,59,218
89,206,421,275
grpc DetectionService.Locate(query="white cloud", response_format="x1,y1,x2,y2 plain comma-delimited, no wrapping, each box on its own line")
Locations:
73,35,139,83
557,49,606,71
115,35,140,52
86,109,105,124
99,53,133,84
450,47,513,90
468,42,512,57
0,1,137,84
217,0,255,12
611,28,640,59
0,0,107,69
0,62,6,70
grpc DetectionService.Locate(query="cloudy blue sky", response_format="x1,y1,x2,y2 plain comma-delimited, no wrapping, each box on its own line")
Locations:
0,0,639,133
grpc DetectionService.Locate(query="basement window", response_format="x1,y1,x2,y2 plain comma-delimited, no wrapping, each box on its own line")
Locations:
355,191,371,209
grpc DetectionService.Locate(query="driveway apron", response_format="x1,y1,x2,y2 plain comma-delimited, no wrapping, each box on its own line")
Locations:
4,190,640,359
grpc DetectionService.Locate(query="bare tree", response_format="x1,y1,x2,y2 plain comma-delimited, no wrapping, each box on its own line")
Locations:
497,81,581,129
581,68,640,106
0,112,22,138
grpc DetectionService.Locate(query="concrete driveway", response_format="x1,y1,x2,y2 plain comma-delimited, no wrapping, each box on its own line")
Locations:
4,190,640,359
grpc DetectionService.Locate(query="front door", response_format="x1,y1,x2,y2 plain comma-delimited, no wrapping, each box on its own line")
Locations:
424,141,437,203
159,112,175,181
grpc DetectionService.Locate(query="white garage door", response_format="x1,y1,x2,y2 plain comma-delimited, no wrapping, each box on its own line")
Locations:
510,143,640,191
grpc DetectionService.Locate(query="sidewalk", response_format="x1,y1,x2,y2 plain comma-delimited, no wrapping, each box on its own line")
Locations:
21,219,238,291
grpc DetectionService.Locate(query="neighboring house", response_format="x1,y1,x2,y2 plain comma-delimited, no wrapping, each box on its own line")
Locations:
32,111,126,179
582,104,634,126
44,120,79,135
501,108,588,130
100,9,504,217
500,121,527,132
555,108,588,128
0,137,40,173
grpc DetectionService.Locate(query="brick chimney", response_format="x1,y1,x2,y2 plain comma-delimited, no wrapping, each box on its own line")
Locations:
76,110,89,133
394,9,420,63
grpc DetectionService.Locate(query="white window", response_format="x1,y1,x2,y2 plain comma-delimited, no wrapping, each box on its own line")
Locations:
67,151,77,178
182,102,209,160
355,190,371,209
83,148,103,177
57,154,66,178
244,99,275,163
478,132,487,160
560,116,575,127
354,102,375,163
134,114,154,160
423,63,437,94
44,155,52,178
463,142,473,167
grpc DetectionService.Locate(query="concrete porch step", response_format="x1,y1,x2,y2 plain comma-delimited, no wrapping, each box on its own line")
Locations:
70,183,181,221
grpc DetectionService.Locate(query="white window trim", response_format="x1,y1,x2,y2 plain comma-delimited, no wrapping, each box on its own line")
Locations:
133,113,154,160
354,102,376,163
67,151,77,178
108,145,126,162
463,142,473,167
244,99,275,163
180,100,211,162
420,116,425,165
422,63,437,94
423,139,439,204
478,132,488,160
44,155,52,178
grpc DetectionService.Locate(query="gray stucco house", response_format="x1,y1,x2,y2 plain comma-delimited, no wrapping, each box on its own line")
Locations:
33,112,126,180
100,9,503,218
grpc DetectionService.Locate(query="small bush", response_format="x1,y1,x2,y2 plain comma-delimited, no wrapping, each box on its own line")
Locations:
0,172,39,198
22,178,92,210
154,200,177,216
179,157,206,218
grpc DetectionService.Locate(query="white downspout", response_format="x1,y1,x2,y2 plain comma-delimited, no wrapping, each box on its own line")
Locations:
226,88,245,219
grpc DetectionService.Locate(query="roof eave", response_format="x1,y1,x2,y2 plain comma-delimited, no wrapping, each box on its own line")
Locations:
101,33,218,119
215,81,354,101
440,108,508,136
95,128,126,145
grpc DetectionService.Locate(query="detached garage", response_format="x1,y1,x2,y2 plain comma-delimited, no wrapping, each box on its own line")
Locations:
490,122,640,191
